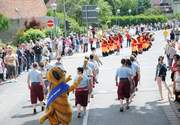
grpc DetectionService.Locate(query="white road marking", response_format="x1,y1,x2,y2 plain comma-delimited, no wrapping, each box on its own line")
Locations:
82,104,90,125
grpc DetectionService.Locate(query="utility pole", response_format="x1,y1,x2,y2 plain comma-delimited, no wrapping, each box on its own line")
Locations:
63,0,67,37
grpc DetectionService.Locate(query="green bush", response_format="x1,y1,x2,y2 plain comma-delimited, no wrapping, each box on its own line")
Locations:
16,29,45,44
110,15,168,26
0,14,9,31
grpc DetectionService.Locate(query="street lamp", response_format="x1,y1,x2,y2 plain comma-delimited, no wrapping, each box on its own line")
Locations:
116,9,120,26
96,7,100,28
96,7,100,13
128,9,132,15
15,8,22,27
128,9,132,26
51,2,57,38
63,0,67,37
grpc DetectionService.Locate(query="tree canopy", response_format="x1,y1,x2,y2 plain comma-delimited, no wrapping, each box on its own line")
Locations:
54,0,151,25
0,14,9,31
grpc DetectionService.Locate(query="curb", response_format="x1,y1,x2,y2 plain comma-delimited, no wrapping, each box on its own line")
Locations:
168,87,180,119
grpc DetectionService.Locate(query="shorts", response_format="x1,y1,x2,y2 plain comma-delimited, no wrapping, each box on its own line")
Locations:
30,83,44,104
75,90,89,107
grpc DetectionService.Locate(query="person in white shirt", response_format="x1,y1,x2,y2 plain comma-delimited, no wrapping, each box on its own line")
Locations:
27,62,45,114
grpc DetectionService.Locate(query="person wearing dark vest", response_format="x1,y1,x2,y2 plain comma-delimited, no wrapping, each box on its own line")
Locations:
32,42,43,64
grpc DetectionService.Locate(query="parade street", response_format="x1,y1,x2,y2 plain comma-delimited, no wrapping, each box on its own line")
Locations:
0,31,179,125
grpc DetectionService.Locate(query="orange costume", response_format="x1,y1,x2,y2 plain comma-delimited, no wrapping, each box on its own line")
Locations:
109,35,114,54
101,37,109,57
118,33,123,48
131,38,138,55
137,35,143,54
114,35,120,52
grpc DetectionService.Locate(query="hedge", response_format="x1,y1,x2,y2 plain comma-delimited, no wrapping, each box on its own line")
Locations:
110,15,168,26
16,29,45,44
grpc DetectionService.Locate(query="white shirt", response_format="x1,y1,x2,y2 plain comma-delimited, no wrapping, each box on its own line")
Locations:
28,69,42,83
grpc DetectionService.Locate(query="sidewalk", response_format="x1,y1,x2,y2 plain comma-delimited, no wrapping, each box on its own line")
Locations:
164,71,180,125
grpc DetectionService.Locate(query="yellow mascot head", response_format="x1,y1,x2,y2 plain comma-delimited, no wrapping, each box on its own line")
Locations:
46,67,65,88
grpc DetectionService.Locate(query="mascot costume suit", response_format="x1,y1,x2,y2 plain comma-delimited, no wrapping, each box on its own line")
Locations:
39,67,82,125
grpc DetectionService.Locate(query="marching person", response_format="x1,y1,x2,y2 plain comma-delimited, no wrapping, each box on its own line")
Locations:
74,67,90,118
87,55,97,98
126,31,131,48
83,58,93,103
115,58,132,112
130,55,140,91
91,47,102,66
27,62,45,114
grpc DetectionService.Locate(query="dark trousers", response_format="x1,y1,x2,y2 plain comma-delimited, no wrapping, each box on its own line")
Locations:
35,54,42,63
84,43,88,53
126,39,131,47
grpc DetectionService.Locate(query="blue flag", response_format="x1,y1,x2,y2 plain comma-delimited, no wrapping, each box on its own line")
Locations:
46,82,69,108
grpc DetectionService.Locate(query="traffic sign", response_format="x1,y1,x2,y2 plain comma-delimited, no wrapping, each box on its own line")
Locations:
47,20,54,27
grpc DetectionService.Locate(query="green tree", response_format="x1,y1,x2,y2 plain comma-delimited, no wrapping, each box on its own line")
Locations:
143,7,163,15
0,14,9,31
137,0,151,13
56,0,113,25
106,0,138,15
97,0,112,25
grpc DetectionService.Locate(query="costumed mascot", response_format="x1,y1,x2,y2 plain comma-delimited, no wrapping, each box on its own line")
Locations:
39,67,82,125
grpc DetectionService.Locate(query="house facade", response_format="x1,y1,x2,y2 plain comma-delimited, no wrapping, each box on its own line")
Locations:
0,0,47,19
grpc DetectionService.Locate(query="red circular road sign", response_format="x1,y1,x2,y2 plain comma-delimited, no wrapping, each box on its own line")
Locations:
47,20,54,27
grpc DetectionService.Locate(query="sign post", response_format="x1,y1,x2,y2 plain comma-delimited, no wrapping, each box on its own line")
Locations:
47,20,54,27
47,20,54,39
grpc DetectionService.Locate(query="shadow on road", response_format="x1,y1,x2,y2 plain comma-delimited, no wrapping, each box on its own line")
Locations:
21,120,49,125
87,100,170,125
11,113,38,118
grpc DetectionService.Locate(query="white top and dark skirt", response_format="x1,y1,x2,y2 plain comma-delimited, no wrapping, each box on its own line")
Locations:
28,69,44,104
74,75,90,107
116,67,132,100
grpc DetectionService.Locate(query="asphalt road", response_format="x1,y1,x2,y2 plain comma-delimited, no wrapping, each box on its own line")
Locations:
0,31,176,125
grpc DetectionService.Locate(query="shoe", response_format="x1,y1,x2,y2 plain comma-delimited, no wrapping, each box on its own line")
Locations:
41,106,45,111
43,102,46,106
126,106,130,110
120,107,124,112
77,113,81,118
91,95,94,98
33,109,37,114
